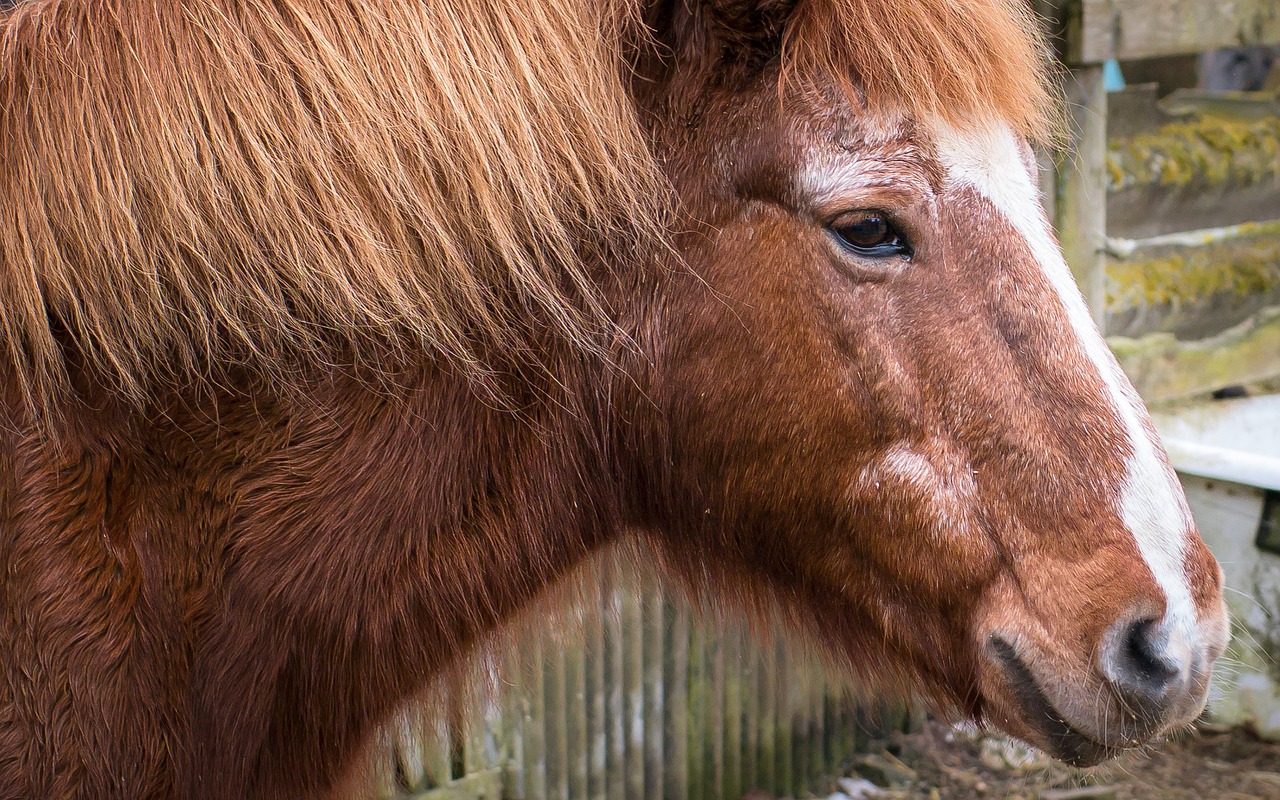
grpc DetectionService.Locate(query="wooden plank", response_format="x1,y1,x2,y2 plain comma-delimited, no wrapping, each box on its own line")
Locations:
392,711,427,793
723,634,743,800
369,727,399,799
545,644,569,800
1110,305,1280,402
707,634,725,800
586,594,607,800
523,639,548,800
774,639,793,798
790,661,808,795
604,575,626,800
662,603,690,800
1056,64,1109,329
503,648,526,800
405,767,504,800
642,581,665,800
623,587,645,800
757,643,777,794
464,693,489,775
810,668,826,777
687,624,707,800
1069,0,1280,65
567,631,589,800
740,640,760,794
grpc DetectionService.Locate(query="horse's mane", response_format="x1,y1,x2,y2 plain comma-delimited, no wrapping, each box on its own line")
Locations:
0,0,1051,416
0,0,666,413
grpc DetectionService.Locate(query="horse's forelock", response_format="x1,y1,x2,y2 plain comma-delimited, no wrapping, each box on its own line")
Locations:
0,0,667,417
780,0,1058,142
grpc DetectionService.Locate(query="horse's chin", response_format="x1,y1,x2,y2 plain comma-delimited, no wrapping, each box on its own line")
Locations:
972,635,1211,767
975,647,1124,767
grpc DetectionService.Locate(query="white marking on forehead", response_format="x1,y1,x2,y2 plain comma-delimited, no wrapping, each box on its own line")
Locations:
797,134,935,209
928,123,1198,643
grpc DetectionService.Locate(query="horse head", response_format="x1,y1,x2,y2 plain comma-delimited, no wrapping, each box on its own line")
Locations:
633,0,1227,765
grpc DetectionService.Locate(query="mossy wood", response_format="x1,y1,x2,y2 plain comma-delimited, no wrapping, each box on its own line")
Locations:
1105,221,1280,339
1110,306,1280,403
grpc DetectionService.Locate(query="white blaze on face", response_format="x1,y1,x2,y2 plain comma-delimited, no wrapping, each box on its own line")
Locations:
929,122,1199,653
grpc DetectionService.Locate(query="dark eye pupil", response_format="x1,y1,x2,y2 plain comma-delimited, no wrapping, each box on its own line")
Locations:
839,214,890,247
828,211,910,259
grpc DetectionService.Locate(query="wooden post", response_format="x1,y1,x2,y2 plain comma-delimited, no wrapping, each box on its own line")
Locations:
1058,62,1110,329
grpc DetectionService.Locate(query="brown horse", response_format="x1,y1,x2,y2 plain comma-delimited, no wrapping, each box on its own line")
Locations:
0,0,1228,798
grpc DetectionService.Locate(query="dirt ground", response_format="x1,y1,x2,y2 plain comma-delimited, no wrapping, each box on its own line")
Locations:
812,721,1280,800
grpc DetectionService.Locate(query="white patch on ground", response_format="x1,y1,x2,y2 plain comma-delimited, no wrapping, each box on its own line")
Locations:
928,122,1199,655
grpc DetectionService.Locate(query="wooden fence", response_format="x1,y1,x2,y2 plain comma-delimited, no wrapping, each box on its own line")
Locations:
366,569,912,800
1040,0,1280,403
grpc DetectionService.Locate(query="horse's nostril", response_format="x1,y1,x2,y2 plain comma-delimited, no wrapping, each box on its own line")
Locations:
1101,617,1182,705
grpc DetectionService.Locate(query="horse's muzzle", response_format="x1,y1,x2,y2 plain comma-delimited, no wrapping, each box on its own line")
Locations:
984,604,1228,766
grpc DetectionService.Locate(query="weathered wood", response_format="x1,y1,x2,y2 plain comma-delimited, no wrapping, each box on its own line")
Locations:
544,645,569,800
686,625,707,800
641,582,665,800
737,638,757,795
604,578,626,800
1111,304,1280,402
662,602,690,800
386,569,897,799
722,635,742,800
406,768,504,800
1068,0,1280,65
522,639,547,800
390,712,427,792
623,587,645,800
566,630,589,800
756,644,777,793
707,634,725,800
774,639,794,798
586,599,606,800
1057,64,1110,328
810,667,826,778
503,649,525,800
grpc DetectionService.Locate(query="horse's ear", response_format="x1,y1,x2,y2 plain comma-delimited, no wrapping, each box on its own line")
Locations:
648,0,801,68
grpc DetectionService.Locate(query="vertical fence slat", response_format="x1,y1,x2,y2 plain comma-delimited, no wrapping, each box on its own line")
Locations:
757,642,776,794
687,623,706,800
568,624,589,800
775,637,794,798
623,583,646,800
504,648,526,800
707,633,725,800
740,639,758,795
642,579,665,800
810,665,826,781
605,574,626,800
545,643,569,800
587,595,607,800
723,634,742,800
523,638,547,800
663,602,690,800
370,563,907,800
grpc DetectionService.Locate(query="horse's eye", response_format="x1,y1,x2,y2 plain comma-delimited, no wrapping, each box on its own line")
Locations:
828,211,911,258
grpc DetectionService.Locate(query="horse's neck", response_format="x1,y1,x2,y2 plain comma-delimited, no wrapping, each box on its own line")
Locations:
2,364,625,798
